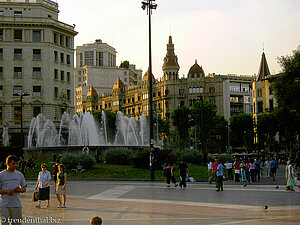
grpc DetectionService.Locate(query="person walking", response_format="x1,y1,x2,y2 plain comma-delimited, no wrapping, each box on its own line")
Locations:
288,160,295,192
224,161,233,181
56,164,67,208
179,160,188,188
212,158,218,186
0,155,27,225
216,160,224,192
165,163,177,187
240,161,247,182
34,163,51,208
18,156,27,180
52,159,60,190
254,157,261,182
207,160,213,184
270,158,279,181
265,159,270,178
233,159,240,182
249,159,256,182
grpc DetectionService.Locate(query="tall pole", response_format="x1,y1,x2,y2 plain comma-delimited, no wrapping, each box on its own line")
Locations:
20,95,24,148
142,0,157,181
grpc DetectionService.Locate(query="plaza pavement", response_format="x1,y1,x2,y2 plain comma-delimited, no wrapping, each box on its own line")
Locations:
15,166,299,225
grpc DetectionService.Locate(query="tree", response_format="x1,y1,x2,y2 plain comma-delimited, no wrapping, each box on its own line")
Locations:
171,106,191,150
120,60,130,69
230,113,254,151
271,46,300,156
257,112,278,152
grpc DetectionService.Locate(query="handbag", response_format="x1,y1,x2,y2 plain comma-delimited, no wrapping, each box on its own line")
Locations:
32,191,38,202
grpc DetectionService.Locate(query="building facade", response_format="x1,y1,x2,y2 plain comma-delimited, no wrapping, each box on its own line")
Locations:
0,0,77,146
81,36,253,122
75,39,142,114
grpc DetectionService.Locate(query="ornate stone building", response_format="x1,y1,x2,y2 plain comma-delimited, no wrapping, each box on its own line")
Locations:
0,0,77,146
81,36,253,122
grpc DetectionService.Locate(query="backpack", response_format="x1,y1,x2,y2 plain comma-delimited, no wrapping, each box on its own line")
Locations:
52,164,59,176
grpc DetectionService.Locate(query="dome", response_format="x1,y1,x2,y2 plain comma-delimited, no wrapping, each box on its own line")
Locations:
188,60,205,78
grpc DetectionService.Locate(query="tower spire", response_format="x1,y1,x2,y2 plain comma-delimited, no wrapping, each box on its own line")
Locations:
162,36,180,80
257,52,271,81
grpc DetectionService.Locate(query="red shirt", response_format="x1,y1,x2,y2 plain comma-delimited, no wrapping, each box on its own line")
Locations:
212,162,218,173
233,162,240,170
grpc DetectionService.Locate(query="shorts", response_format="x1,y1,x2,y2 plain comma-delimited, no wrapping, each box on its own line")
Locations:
1,207,22,225
56,186,66,195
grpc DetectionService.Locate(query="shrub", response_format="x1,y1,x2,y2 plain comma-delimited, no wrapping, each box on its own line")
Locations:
207,153,234,164
104,147,133,165
131,148,149,169
173,149,203,164
61,153,95,170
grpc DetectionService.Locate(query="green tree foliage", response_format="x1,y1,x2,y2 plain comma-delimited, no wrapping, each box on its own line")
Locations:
120,60,130,69
230,113,254,150
171,106,191,150
257,112,278,151
270,46,300,156
93,110,117,144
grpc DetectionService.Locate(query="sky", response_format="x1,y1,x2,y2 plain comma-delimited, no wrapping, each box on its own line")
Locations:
57,0,300,78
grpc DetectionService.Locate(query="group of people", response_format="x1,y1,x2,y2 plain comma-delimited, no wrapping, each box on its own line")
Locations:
34,159,67,208
164,160,189,188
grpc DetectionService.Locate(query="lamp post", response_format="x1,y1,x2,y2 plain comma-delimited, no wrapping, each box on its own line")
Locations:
141,0,157,181
13,92,30,148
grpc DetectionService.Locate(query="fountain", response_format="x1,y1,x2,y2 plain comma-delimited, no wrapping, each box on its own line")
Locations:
27,111,149,147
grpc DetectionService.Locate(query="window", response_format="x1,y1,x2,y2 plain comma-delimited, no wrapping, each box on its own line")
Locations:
84,51,93,65
179,89,184,94
0,48,3,59
54,69,58,80
60,53,64,63
14,30,22,41
0,11,3,17
0,67,2,78
33,86,41,97
59,35,63,45
97,52,103,66
66,54,70,65
65,36,69,48
54,51,58,61
14,67,22,78
0,85,2,96
210,99,215,105
14,49,22,59
180,101,185,107
209,87,215,93
14,106,22,122
269,99,274,111
67,89,71,101
80,53,83,67
33,30,41,42
33,49,41,60
60,71,64,81
54,87,58,98
0,29,3,41
14,11,22,21
33,67,41,78
67,72,70,82
33,106,41,117
53,33,57,44
13,86,22,95
257,101,263,113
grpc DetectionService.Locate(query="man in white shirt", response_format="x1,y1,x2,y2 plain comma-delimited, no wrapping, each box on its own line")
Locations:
225,161,233,181
207,161,213,184
0,155,27,225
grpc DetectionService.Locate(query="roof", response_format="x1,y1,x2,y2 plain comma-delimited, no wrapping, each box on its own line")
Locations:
188,60,205,78
162,36,179,69
87,86,98,97
142,69,156,82
113,77,125,90
257,52,271,81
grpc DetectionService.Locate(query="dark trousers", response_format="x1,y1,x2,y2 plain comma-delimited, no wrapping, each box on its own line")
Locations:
166,175,176,184
235,173,240,182
250,169,255,182
217,176,223,191
179,174,187,187
256,169,260,181
227,169,233,180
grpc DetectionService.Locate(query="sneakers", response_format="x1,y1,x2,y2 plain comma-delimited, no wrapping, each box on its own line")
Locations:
57,205,61,208
62,205,66,208
35,205,40,209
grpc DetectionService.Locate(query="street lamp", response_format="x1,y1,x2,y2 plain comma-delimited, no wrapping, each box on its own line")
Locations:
141,0,157,181
13,92,30,148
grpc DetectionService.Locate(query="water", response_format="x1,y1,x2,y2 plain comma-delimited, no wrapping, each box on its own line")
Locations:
27,111,149,147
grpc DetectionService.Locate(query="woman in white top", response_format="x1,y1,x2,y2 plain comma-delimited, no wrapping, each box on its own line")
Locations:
35,163,51,208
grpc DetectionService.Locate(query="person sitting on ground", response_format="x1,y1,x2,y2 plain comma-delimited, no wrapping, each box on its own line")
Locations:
72,163,85,173
90,216,102,225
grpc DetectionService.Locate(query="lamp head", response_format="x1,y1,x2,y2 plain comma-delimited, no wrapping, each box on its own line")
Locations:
22,93,30,96
13,93,20,96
